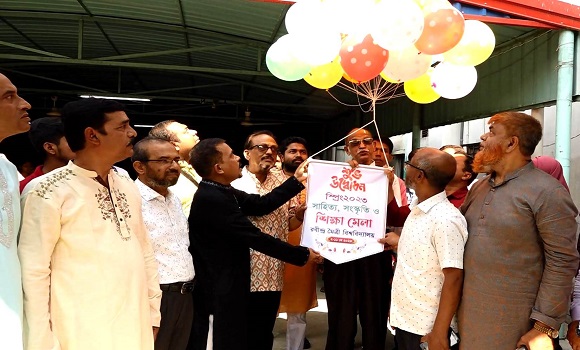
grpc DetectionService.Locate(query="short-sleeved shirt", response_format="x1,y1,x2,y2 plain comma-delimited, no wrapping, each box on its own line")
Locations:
390,191,468,335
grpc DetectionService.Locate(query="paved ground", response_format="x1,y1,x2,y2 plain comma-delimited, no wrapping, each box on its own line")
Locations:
272,275,572,350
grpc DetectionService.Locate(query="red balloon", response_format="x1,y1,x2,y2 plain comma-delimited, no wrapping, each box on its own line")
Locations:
415,7,465,55
339,34,389,83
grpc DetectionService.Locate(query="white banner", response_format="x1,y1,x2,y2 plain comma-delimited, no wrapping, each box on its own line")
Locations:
301,160,388,264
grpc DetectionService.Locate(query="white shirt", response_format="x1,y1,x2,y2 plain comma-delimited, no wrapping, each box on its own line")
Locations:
390,191,468,335
19,161,161,350
170,161,201,218
136,179,194,284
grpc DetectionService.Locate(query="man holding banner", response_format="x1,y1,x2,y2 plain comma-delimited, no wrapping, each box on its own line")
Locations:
319,128,405,350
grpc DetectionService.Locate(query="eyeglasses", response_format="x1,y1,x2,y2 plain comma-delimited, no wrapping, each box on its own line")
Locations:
404,161,428,178
348,137,374,147
143,157,181,165
248,144,278,153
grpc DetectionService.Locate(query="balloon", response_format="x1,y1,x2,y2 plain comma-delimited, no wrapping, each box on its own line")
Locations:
285,0,337,36
371,0,424,51
381,45,431,82
266,34,311,81
324,0,377,36
339,34,389,83
379,72,399,83
430,62,477,99
342,72,362,84
304,59,344,89
293,32,342,66
404,69,440,104
443,20,495,66
414,2,465,55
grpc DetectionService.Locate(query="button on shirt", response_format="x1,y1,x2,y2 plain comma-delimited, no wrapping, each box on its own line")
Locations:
390,191,468,335
136,179,194,284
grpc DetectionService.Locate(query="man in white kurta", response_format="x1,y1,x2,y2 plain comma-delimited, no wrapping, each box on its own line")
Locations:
18,98,161,350
0,72,32,350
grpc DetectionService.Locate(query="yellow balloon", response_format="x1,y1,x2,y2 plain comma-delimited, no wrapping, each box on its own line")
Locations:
404,70,440,104
443,20,495,66
304,59,344,89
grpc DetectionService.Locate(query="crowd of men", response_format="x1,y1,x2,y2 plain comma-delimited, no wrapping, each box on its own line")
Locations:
1,71,580,350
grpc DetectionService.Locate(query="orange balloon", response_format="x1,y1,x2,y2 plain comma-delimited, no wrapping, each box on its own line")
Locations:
414,6,465,55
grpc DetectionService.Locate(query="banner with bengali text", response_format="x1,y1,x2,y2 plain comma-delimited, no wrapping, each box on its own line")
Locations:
301,160,387,264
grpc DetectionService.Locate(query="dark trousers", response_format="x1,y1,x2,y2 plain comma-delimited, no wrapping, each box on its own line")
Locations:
395,328,459,350
155,287,194,350
247,291,282,350
323,252,391,350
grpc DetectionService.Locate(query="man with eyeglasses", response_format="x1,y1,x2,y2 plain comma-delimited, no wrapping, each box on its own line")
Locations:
389,148,467,350
380,145,477,252
149,120,201,217
132,136,195,350
231,130,305,350
324,128,406,350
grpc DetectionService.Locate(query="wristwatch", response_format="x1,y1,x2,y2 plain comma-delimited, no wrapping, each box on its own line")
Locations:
533,321,559,339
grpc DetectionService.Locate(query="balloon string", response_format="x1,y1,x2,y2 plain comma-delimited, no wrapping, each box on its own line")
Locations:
317,77,401,166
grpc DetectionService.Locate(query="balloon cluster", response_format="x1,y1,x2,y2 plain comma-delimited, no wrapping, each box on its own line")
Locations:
266,0,496,104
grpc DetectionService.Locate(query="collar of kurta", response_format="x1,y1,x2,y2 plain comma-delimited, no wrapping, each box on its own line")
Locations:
410,191,448,214
69,160,115,178
488,161,534,188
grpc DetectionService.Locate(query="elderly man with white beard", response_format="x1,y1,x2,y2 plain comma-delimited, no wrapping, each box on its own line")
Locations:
458,111,579,350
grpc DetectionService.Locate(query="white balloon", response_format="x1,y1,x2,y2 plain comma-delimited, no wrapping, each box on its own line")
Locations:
324,0,377,36
293,32,342,66
382,45,431,82
285,0,337,36
371,0,425,51
430,62,477,99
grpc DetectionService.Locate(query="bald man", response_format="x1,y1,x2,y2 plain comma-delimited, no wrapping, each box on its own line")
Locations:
389,148,468,350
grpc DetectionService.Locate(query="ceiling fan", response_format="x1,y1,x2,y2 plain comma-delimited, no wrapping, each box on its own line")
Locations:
240,107,283,127
46,96,62,117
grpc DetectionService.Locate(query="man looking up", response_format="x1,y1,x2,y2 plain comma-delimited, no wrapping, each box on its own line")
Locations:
19,98,162,350
20,117,75,192
278,137,317,350
390,148,467,350
0,72,31,350
459,112,578,350
149,120,200,217
231,130,305,350
188,138,320,350
439,145,476,207
373,137,408,206
132,137,195,350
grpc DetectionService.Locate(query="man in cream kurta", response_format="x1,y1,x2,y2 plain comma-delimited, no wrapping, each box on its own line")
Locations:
18,98,161,350
0,72,32,350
